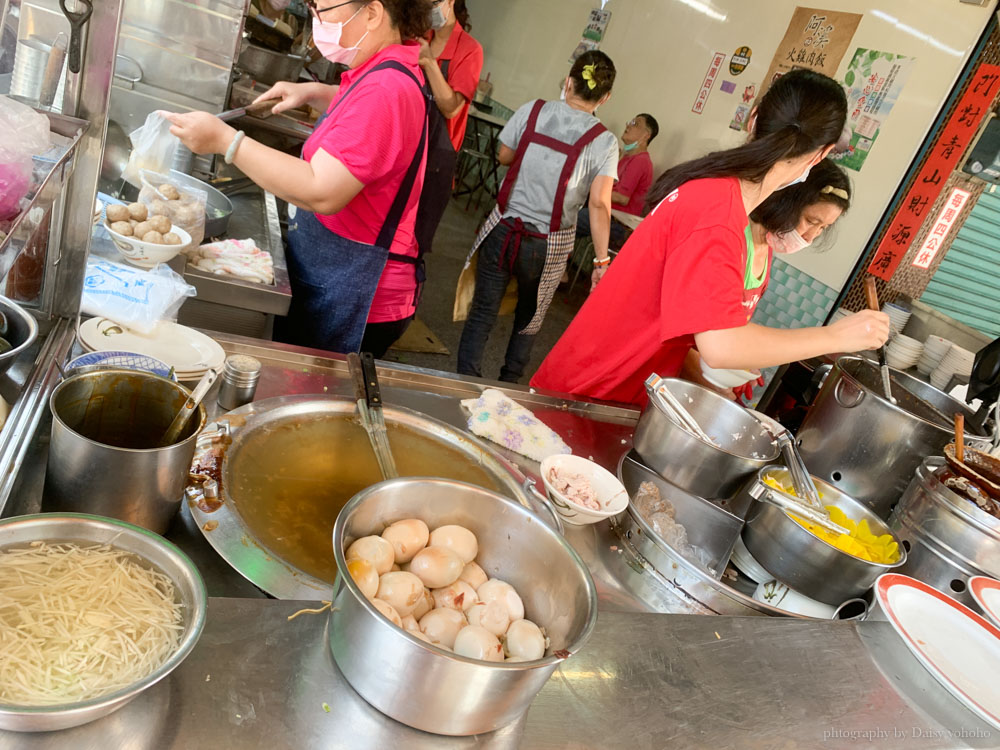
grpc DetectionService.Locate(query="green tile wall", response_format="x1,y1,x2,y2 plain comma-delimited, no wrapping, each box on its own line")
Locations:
752,257,839,329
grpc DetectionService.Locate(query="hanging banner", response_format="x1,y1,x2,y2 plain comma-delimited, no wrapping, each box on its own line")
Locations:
910,188,971,270
692,52,726,115
570,9,611,63
760,7,863,86
834,48,916,172
868,64,1000,281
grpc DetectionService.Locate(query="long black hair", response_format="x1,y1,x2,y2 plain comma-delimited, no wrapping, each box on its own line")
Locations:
750,158,851,234
454,0,470,30
567,51,616,103
644,69,847,212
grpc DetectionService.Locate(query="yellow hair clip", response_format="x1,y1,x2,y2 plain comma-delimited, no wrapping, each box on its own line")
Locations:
581,64,598,90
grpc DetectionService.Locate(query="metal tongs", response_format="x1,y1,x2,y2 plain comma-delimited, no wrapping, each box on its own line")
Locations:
645,374,719,447
348,352,398,480
864,277,897,406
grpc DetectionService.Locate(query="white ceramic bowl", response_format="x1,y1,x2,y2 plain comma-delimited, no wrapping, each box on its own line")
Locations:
540,454,629,526
699,359,758,389
753,580,837,618
106,223,191,268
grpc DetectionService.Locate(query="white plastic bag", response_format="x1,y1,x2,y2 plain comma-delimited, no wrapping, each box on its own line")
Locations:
0,95,51,220
122,112,178,188
138,169,207,249
81,259,196,334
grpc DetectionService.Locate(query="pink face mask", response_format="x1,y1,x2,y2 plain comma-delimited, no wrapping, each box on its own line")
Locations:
312,6,368,66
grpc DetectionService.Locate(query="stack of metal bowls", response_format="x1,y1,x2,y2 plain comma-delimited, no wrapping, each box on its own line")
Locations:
329,478,597,736
890,456,1000,609
739,466,907,605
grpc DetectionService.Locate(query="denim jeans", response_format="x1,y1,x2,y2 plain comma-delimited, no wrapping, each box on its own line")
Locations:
575,206,629,250
457,222,548,383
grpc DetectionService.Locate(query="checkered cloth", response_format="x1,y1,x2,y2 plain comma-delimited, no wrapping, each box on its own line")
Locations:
463,206,577,335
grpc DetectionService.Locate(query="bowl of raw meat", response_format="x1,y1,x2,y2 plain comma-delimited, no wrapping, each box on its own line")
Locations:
540,455,629,526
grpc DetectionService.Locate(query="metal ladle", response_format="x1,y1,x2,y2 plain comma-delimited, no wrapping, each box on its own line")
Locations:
348,352,398,480
159,369,217,447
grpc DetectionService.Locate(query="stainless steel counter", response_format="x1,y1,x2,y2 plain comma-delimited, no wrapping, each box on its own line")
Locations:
0,598,994,749
0,334,994,746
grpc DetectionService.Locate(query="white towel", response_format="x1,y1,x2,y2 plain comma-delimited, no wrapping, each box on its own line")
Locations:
461,389,571,462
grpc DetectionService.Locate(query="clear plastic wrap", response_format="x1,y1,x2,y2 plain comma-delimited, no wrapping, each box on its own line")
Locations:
122,112,177,188
81,259,196,334
138,169,206,250
0,95,51,220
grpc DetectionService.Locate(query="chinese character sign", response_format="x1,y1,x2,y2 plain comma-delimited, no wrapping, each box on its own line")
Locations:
867,63,1000,281
692,52,726,115
761,7,862,86
834,48,915,172
911,189,971,270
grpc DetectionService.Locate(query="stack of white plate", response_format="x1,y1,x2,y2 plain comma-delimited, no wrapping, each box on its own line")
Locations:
886,334,924,371
78,318,226,382
931,344,976,391
882,302,912,335
917,336,952,376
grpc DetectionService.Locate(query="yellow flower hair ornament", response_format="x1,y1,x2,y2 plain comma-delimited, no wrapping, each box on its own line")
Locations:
581,64,598,90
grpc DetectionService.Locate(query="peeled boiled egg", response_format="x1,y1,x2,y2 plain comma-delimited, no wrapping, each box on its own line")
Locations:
346,535,395,575
347,558,379,599
459,561,488,590
419,607,467,649
375,571,425,616
477,579,525,622
503,619,546,661
412,587,434,620
400,614,420,632
371,598,402,627
432,581,479,612
408,546,464,589
466,601,510,637
428,525,479,564
453,625,504,662
382,519,429,563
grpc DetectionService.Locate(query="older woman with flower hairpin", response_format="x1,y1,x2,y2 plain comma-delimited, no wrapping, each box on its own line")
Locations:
456,51,619,384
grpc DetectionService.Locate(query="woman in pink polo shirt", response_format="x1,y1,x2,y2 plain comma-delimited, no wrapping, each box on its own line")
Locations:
166,0,432,355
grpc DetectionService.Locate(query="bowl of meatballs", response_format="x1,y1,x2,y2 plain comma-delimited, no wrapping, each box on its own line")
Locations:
104,201,191,268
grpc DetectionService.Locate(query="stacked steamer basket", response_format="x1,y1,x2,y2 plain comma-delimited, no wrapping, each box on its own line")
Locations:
885,334,924,371
918,335,952,376
931,344,976,391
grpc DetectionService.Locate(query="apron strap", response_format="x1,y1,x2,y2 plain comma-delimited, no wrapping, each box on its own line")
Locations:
547,122,607,233
496,99,546,213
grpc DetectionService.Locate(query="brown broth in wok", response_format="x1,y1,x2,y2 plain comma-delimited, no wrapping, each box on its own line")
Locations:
227,416,503,583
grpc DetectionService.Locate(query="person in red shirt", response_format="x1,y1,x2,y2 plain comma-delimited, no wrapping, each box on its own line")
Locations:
166,0,432,355
576,112,657,251
531,69,890,407
420,0,483,153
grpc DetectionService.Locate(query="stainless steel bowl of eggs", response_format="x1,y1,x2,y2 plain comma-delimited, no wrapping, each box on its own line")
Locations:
329,477,598,736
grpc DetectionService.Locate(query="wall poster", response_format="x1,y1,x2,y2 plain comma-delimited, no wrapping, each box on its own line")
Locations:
760,7,863,85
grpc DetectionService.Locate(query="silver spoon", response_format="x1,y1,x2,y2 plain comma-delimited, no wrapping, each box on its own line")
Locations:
159,369,217,447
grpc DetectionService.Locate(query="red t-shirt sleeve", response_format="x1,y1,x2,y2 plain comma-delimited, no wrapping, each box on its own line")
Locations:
313,76,424,185
616,157,643,200
446,42,483,102
658,225,749,342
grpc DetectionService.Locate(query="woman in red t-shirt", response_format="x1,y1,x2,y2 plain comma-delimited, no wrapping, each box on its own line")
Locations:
531,69,891,407
166,0,432,356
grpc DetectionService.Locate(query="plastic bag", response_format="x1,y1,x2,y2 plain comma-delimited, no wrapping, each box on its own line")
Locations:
81,259,196,335
122,112,178,188
138,169,206,249
0,95,51,220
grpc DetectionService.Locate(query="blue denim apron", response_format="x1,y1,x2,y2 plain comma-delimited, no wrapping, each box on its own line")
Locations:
274,59,429,354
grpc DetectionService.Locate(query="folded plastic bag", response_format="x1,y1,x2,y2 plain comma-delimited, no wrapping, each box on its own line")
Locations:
122,112,178,188
81,259,196,334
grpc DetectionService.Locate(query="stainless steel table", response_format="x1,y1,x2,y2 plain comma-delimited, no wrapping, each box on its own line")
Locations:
1,599,993,749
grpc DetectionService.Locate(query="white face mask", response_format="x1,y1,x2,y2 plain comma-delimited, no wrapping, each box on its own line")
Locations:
312,5,369,66
559,80,568,101
430,3,449,29
778,164,812,191
767,228,811,255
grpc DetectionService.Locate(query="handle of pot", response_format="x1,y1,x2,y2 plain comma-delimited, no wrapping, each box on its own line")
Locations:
834,376,866,409
810,363,833,392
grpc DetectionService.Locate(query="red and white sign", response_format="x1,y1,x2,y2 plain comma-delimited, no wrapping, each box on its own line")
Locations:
692,52,726,114
911,188,971,269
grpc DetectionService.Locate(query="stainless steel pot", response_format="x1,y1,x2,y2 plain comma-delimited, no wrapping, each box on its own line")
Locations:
187,396,553,600
329,478,598,736
633,377,779,499
45,370,206,534
0,513,207,732
889,457,1000,609
0,295,38,377
797,356,988,519
741,466,907,605
237,40,305,86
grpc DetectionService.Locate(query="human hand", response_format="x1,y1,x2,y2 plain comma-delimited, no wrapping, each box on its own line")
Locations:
253,81,310,115
162,111,236,155
827,310,891,353
590,265,608,291
417,39,435,68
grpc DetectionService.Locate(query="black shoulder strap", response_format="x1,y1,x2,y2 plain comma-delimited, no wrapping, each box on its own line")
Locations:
328,60,430,249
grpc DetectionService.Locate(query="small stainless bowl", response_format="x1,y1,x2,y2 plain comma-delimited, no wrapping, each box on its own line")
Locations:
330,478,598,736
741,467,907,605
0,295,38,377
0,514,207,732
